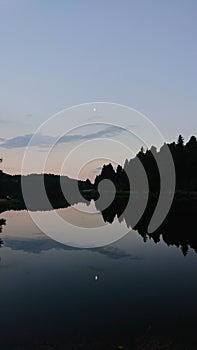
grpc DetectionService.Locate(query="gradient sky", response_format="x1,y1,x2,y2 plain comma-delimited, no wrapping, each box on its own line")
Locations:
0,0,196,176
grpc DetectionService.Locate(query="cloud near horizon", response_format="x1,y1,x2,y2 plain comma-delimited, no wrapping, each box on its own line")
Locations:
0,125,124,149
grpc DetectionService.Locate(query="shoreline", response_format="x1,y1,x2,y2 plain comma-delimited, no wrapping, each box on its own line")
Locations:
0,190,196,214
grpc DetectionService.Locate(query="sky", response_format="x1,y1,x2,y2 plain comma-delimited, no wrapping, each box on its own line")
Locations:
0,0,196,177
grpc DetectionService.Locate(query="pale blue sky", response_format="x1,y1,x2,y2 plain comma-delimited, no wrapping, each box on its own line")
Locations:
0,0,196,174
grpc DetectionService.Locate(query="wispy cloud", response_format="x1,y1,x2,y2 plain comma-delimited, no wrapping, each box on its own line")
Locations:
58,125,124,144
0,125,124,149
0,134,34,148
0,134,56,148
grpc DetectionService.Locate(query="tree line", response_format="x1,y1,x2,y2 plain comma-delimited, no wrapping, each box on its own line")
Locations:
94,135,197,193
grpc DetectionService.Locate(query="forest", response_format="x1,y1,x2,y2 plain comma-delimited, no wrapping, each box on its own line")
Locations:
94,135,197,193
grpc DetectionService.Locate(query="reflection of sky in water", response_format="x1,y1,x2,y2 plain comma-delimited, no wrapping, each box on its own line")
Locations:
0,208,197,348
26,203,131,248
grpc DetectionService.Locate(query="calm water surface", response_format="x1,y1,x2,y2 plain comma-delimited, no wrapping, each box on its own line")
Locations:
0,202,197,349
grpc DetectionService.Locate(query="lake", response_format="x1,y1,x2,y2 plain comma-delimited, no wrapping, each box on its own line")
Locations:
0,201,197,349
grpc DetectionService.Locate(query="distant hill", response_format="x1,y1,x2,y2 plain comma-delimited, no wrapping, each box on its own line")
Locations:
0,172,94,210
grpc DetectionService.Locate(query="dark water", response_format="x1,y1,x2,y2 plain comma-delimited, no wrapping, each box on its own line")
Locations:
0,202,197,349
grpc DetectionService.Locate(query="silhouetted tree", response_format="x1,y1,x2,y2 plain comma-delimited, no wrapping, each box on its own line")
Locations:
177,134,184,148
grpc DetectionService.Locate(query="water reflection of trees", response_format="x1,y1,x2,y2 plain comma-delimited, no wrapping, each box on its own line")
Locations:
1,190,197,256
95,194,197,256
0,218,6,248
